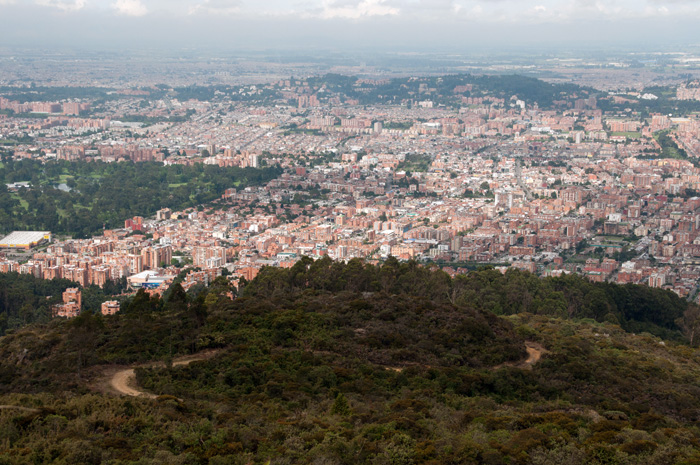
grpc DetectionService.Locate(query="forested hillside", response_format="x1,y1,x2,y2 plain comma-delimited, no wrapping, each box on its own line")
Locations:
2,260,700,464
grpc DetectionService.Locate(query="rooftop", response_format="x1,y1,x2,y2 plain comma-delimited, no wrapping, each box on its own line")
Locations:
0,231,51,248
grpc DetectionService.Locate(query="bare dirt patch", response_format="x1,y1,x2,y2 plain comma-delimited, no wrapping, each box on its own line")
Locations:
494,341,547,370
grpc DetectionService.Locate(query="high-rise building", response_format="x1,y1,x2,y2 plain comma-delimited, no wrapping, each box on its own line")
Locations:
141,245,172,269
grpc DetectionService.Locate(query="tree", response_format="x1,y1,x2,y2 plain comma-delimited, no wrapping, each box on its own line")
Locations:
167,282,187,307
69,311,104,379
677,304,700,346
190,294,208,328
331,392,351,416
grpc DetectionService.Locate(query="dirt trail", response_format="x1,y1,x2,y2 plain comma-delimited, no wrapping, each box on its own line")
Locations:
381,342,546,373
0,405,40,413
519,341,546,369
106,350,219,398
493,341,546,370
110,368,157,399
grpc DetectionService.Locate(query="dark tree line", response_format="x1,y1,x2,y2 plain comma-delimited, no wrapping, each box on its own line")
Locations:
245,257,689,340
0,272,127,335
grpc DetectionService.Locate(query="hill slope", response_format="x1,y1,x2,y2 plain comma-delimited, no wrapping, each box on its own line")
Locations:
2,260,700,464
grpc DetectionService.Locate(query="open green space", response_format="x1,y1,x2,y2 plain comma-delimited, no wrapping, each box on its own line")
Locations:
653,130,690,160
611,131,642,138
0,159,281,237
9,193,29,211
397,153,433,172
596,235,627,242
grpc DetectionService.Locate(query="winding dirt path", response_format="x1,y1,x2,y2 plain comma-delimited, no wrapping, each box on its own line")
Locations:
380,342,546,373
105,350,220,398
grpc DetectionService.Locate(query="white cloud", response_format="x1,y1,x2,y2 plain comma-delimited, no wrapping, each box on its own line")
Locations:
188,0,241,15
15,0,700,23
317,0,399,19
36,0,86,11
98,0,700,22
112,0,148,16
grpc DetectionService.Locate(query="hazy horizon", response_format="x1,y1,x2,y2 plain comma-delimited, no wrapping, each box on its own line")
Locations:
2,0,700,54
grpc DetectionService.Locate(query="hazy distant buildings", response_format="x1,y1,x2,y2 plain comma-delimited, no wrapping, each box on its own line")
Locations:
677,82,700,101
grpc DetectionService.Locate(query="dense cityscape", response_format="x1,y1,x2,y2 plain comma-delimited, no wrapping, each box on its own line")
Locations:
3,61,700,312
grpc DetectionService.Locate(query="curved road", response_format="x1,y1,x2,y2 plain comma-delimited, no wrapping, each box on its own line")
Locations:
108,343,542,397
111,368,156,399
109,351,219,398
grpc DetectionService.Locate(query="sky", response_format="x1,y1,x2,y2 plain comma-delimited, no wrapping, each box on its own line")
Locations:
1,0,699,52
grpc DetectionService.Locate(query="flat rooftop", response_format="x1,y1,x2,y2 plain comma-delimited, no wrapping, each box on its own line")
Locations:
0,231,51,248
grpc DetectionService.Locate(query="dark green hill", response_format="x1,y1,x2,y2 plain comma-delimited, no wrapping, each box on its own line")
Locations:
2,260,700,464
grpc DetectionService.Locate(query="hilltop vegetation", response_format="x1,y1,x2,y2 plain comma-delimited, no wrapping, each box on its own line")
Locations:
2,260,700,464
246,257,688,340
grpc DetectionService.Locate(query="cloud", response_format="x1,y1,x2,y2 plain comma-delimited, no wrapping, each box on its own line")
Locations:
36,0,86,11
188,0,241,15
112,0,148,16
394,0,463,19
317,0,399,19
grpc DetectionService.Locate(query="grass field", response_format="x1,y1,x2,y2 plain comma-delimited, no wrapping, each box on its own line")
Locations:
597,235,626,242
10,193,29,210
57,171,101,182
611,131,642,138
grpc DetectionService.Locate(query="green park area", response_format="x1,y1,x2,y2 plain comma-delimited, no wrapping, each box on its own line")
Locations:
0,159,281,238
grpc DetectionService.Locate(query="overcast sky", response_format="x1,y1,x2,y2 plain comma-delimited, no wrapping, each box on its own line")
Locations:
1,0,699,52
